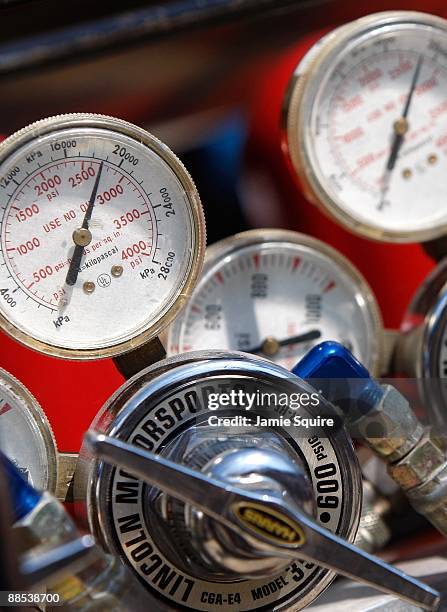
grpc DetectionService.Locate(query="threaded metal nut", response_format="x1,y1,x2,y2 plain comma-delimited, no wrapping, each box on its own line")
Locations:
406,460,447,537
389,429,447,491
353,385,424,461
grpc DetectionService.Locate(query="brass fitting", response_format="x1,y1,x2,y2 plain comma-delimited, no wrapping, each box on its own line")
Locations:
406,459,447,536
14,493,134,610
389,429,447,491
352,385,424,461
351,385,447,538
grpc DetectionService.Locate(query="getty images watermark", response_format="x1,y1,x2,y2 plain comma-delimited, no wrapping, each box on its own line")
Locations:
205,389,336,429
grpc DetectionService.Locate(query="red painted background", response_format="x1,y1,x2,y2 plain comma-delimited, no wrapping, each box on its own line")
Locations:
1,4,445,453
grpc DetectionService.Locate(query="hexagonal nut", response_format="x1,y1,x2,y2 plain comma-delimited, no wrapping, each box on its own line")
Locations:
354,385,423,460
14,492,77,550
389,429,447,491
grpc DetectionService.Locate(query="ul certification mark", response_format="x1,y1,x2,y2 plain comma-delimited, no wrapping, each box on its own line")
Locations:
97,273,112,288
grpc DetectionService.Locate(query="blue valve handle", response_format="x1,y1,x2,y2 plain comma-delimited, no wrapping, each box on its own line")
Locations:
0,451,41,522
292,341,384,421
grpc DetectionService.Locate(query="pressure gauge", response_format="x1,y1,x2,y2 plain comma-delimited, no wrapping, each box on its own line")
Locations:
167,230,383,373
283,11,447,242
0,114,205,359
396,258,447,427
74,351,361,611
0,368,57,492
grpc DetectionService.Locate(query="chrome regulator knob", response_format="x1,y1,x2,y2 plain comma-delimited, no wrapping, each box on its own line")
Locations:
159,436,314,579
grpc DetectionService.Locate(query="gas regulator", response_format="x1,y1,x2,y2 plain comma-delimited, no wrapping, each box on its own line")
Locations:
72,346,446,611
74,350,361,611
0,96,446,612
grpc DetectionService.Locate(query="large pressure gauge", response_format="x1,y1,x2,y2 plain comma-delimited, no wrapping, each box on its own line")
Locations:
167,230,383,373
0,367,57,492
0,114,205,359
74,351,361,611
283,11,447,243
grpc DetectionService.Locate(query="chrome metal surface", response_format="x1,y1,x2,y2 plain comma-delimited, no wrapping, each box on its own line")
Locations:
86,432,441,611
74,350,361,611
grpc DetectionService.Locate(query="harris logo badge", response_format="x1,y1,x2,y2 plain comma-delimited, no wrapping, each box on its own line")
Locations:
233,502,306,547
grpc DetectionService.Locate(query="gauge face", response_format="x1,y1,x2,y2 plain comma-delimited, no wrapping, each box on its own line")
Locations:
0,114,205,358
286,11,447,242
168,231,382,372
0,368,57,491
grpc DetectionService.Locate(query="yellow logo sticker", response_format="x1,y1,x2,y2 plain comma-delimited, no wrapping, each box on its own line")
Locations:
233,502,306,548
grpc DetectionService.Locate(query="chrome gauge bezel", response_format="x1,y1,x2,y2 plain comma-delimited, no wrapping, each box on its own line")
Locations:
397,258,447,425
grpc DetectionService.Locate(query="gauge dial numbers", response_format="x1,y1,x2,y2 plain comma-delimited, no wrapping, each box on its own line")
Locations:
168,230,383,373
0,114,205,359
284,11,447,242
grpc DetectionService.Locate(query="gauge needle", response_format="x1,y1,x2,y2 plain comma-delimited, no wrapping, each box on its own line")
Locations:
378,56,423,211
65,161,104,287
247,329,321,357
385,55,423,173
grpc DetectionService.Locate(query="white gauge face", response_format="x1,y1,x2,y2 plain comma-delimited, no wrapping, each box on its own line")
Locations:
0,371,56,491
291,13,447,240
168,237,381,371
0,116,203,358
